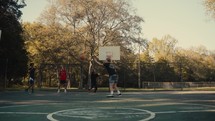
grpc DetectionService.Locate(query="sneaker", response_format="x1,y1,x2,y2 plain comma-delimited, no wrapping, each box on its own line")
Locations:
118,93,122,96
106,94,114,97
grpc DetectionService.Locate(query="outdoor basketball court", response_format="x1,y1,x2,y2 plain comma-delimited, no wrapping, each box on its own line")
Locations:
0,90,215,121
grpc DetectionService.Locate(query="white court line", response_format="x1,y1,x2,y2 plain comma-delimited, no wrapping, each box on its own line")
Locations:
47,108,215,121
154,109,215,114
179,109,215,113
0,105,49,116
47,108,156,121
1,102,215,121
0,109,215,116
0,112,48,115
0,105,30,109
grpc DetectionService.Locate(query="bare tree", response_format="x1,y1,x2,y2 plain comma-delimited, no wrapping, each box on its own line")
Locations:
203,0,215,20
148,35,178,62
36,0,145,88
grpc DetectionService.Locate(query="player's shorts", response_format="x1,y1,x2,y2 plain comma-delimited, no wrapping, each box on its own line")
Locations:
60,80,67,85
29,77,34,85
109,74,118,84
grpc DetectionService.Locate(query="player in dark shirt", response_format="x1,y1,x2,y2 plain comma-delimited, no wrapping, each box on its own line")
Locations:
89,69,99,93
94,56,121,97
25,63,35,93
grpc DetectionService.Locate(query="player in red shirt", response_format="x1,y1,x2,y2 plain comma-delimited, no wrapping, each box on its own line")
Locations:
58,65,67,93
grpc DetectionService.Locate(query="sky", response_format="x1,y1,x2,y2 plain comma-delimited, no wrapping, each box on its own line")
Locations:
21,0,215,51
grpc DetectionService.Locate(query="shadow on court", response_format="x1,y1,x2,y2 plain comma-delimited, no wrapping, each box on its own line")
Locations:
0,90,215,121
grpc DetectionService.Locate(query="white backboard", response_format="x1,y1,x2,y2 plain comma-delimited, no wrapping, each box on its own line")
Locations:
99,46,120,60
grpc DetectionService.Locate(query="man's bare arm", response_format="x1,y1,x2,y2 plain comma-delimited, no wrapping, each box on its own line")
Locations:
93,56,103,66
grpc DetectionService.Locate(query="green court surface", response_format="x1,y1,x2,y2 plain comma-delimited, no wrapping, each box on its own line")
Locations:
0,90,215,121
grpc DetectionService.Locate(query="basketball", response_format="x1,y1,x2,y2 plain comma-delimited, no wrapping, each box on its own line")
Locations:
80,53,85,61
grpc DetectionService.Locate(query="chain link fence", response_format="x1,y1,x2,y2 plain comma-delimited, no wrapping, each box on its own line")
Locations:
1,60,215,90
0,59,8,89
118,62,215,89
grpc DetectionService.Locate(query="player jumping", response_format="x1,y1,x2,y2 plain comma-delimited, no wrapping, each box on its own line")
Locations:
93,56,121,97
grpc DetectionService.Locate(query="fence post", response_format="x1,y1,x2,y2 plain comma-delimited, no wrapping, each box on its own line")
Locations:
79,64,83,89
179,62,183,91
153,63,156,91
4,59,8,89
138,45,141,88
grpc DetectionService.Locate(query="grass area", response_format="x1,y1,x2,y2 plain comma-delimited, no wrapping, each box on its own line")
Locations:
183,87,215,91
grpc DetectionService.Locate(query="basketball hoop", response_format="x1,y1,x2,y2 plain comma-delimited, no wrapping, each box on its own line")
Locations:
99,46,120,60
